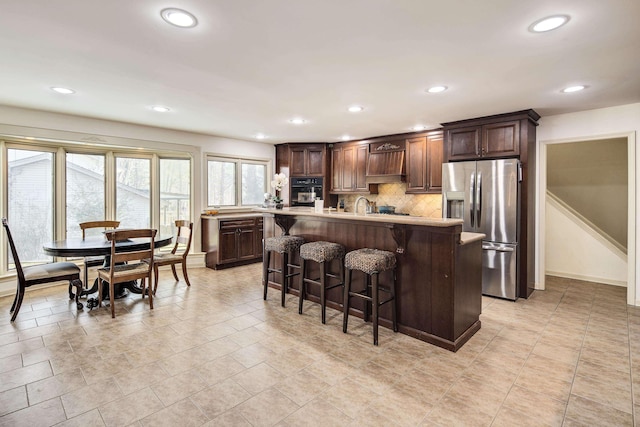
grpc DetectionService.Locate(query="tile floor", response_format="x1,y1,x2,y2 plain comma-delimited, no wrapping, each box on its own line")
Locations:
0,265,638,426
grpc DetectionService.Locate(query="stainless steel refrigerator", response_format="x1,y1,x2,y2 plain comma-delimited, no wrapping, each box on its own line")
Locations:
442,159,520,300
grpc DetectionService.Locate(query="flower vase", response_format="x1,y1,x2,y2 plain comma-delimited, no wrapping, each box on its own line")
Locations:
275,203,284,210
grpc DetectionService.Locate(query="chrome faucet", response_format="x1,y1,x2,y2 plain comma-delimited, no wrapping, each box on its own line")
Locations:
354,196,373,215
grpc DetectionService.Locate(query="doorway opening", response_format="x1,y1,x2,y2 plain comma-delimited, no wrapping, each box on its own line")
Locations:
538,132,636,304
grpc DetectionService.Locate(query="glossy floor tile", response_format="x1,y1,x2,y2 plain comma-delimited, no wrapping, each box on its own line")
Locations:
0,267,637,426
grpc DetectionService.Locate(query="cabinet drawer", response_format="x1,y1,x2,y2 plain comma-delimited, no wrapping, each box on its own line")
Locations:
220,219,256,229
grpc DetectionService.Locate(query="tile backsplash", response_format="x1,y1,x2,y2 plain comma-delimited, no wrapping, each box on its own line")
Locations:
337,183,442,218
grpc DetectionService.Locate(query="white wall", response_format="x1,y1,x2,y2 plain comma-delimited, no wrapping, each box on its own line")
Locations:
0,105,276,297
546,196,627,286
537,103,640,304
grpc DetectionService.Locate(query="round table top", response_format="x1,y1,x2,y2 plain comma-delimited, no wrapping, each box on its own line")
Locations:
43,234,173,258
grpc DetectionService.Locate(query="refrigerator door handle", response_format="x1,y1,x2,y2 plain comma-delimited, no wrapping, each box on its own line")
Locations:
476,171,482,227
469,172,475,227
482,244,515,252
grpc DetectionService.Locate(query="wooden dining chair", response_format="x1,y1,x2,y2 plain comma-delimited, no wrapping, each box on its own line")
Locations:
148,220,193,294
79,220,120,289
2,218,83,321
97,228,156,318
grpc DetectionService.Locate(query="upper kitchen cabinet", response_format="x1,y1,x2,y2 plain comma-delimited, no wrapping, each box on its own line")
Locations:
406,130,443,194
289,143,326,176
330,141,377,194
443,110,540,162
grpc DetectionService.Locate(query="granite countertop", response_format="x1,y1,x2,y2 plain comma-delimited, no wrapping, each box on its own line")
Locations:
460,232,486,245
254,207,464,228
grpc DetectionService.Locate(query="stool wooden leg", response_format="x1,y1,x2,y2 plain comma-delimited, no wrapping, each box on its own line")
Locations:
262,244,270,301
372,272,379,346
320,261,326,324
281,251,289,307
391,267,398,332
363,274,371,323
342,268,352,333
298,258,307,315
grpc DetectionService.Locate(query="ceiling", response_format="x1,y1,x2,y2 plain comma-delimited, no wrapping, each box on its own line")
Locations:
1,0,639,144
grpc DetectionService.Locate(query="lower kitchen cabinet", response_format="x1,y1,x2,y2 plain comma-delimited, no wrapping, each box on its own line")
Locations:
202,214,263,269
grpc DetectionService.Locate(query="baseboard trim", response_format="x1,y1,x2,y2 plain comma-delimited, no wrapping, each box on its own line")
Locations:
546,270,627,287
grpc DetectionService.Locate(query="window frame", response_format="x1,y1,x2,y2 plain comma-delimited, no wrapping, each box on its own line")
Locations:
205,153,271,209
0,139,193,274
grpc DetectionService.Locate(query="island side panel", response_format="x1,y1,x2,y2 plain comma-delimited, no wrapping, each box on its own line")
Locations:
454,238,483,340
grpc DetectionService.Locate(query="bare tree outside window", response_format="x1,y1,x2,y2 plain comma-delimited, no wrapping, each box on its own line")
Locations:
116,157,151,228
160,158,190,237
242,163,266,205
208,160,236,206
66,153,105,238
207,156,268,208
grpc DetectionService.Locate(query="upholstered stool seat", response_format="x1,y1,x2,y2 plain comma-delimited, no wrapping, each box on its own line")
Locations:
298,241,345,324
263,235,305,307
343,248,398,345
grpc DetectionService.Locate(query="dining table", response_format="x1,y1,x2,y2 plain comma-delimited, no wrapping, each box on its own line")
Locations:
43,233,173,302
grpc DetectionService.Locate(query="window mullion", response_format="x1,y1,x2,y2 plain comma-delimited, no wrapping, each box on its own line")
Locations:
55,147,66,242
151,153,159,231
105,152,116,220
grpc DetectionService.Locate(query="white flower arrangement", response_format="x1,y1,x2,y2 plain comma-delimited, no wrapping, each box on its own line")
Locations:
270,173,288,203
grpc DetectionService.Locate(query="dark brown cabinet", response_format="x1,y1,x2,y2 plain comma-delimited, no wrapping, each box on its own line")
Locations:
289,144,326,177
442,109,540,299
330,142,375,194
445,120,520,161
202,215,263,269
406,130,443,194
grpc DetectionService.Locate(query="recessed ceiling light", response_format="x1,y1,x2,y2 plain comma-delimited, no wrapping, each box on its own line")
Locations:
151,105,171,112
51,87,75,94
426,86,447,93
348,105,364,113
161,8,198,28
529,15,570,33
412,125,426,131
341,135,351,141
562,85,586,93
255,133,266,140
289,118,306,125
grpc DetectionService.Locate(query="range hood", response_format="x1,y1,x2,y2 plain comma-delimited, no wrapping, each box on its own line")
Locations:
366,140,406,183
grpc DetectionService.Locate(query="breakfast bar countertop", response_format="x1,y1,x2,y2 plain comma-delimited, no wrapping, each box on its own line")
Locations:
254,206,464,227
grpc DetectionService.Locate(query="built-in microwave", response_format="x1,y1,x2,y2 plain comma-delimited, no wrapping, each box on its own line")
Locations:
290,177,323,207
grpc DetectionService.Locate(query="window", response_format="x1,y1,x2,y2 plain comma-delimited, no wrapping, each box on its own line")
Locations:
242,162,267,205
66,153,105,239
207,155,268,208
208,159,236,206
160,158,191,236
2,141,192,275
7,148,54,266
116,156,151,229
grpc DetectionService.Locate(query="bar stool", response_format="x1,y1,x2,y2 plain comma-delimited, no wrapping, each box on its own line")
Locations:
342,248,398,345
263,235,305,307
298,241,345,324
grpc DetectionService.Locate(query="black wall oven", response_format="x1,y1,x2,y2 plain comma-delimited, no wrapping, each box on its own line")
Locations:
290,177,323,207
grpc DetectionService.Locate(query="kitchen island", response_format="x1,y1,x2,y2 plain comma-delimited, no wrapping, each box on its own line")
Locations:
258,207,484,351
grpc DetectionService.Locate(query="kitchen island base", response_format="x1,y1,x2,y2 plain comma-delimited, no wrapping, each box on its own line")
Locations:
260,209,483,352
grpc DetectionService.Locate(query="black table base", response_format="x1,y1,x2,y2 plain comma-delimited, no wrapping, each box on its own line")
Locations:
81,278,148,310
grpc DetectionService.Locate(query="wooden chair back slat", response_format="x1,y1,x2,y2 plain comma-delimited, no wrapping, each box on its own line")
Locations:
80,220,120,238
